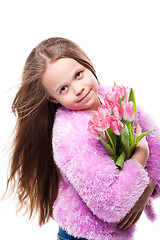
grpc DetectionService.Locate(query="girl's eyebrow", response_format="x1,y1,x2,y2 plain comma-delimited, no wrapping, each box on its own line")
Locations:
55,66,83,92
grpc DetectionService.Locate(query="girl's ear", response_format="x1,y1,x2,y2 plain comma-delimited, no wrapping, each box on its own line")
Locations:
47,96,59,104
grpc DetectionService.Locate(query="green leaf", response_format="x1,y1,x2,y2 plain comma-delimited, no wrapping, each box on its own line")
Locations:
119,96,125,107
110,103,113,115
121,95,125,101
119,97,122,106
129,143,137,158
128,88,137,116
125,121,134,145
128,131,152,158
121,124,130,159
114,81,116,86
98,135,114,156
136,131,152,144
115,151,126,170
105,127,117,149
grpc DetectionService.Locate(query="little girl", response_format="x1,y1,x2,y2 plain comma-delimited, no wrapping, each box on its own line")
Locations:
7,37,160,240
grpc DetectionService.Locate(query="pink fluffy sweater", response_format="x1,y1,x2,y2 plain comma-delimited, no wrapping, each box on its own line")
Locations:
52,85,160,240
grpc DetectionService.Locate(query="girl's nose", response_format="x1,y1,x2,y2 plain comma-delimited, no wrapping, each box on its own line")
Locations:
73,84,85,96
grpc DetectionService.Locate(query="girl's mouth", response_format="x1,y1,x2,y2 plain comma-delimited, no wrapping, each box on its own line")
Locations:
77,90,91,103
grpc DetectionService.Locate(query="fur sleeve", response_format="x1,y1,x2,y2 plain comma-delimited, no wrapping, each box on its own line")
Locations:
134,106,160,199
53,107,149,223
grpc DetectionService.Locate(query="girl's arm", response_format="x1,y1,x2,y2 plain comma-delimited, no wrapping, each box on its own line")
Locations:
53,108,150,223
117,124,155,230
116,105,160,230
134,106,160,198
117,178,155,230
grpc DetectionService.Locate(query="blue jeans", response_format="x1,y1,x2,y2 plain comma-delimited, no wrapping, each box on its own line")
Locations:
57,227,134,240
57,227,88,240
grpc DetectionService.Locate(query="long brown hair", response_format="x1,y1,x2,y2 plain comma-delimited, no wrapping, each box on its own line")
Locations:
6,37,98,226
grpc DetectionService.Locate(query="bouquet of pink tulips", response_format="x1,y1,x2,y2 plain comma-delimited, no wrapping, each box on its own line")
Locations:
87,83,152,169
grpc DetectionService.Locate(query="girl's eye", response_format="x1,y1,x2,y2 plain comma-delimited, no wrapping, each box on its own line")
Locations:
75,71,82,79
60,86,68,93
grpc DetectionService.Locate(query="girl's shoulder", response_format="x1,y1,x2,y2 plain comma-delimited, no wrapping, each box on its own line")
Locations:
53,107,93,139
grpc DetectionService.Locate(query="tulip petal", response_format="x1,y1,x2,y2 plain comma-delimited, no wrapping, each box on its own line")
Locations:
129,88,137,116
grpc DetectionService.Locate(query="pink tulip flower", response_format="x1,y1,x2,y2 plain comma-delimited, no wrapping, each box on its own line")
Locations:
87,119,101,139
121,100,135,122
97,105,111,118
125,86,131,101
87,109,111,138
104,91,120,106
110,116,124,135
112,85,127,99
92,111,111,131
112,104,122,120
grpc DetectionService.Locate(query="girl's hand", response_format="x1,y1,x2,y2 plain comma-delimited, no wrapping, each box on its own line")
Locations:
117,178,155,230
132,124,149,167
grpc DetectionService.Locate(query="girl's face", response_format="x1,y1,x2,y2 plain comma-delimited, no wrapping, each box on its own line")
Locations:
42,58,101,111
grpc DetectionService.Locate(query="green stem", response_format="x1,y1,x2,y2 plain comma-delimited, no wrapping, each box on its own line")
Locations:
123,121,134,146
105,129,115,153
128,122,134,145
98,135,114,157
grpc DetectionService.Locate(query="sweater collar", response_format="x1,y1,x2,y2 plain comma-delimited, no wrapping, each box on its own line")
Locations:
97,85,112,105
98,85,112,96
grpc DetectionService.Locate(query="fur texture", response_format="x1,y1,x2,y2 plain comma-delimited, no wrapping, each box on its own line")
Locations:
52,85,160,240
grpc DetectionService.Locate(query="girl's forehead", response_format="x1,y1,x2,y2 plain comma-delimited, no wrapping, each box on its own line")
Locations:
49,58,81,72
42,58,83,89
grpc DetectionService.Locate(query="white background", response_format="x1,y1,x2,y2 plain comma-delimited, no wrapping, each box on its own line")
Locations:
0,0,160,239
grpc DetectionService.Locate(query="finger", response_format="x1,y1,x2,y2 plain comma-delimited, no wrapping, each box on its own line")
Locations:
134,124,142,143
121,212,138,230
117,211,133,229
135,124,142,135
118,216,125,224
132,210,143,225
